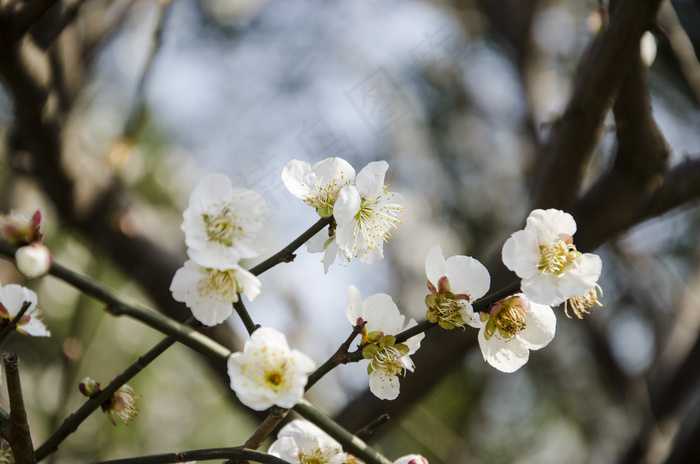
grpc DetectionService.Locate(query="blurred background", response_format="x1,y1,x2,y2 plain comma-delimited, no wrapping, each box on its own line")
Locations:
1,0,700,462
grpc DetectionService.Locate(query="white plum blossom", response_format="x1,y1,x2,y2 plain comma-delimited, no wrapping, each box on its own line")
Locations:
15,243,52,278
334,161,404,264
170,260,261,326
227,327,315,410
181,173,269,269
502,209,602,307
345,285,423,400
268,420,347,464
0,284,50,337
394,455,429,464
282,158,355,218
306,227,347,274
424,245,490,329
477,294,555,373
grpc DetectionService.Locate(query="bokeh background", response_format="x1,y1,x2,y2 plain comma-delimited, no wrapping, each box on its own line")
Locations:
2,0,700,463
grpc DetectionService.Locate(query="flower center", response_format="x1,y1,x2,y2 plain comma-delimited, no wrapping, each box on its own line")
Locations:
564,285,603,319
198,269,239,299
351,188,404,251
485,298,527,340
299,448,335,464
371,346,407,377
538,238,580,275
266,371,282,386
203,207,241,246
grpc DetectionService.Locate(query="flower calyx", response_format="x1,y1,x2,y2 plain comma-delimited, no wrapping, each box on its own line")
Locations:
362,335,410,376
483,296,528,341
80,375,140,426
425,276,471,330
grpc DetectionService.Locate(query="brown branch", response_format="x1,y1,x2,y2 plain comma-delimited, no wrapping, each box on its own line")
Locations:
574,35,671,252
657,1,700,106
0,0,61,50
531,0,664,211
3,353,36,464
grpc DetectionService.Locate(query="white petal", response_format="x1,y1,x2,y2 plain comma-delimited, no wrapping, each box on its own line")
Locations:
520,302,556,350
345,285,364,326
358,244,384,264
521,274,567,307
321,238,340,274
369,369,400,400
502,230,540,278
424,245,446,287
281,159,314,200
237,267,262,302
333,185,362,225
305,229,328,254
362,293,404,334
525,209,577,238
402,319,425,355
0,284,37,317
444,255,490,299
478,327,530,373
312,157,355,186
558,253,603,295
355,161,388,198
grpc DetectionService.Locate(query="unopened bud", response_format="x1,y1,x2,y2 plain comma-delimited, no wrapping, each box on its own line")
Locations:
15,243,52,278
79,377,101,397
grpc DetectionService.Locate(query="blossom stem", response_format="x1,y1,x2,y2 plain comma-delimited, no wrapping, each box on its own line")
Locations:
93,446,291,464
35,334,179,461
248,217,333,276
305,322,365,391
3,353,36,464
355,413,390,439
0,300,31,345
233,300,258,336
0,240,231,363
243,406,290,450
293,400,393,464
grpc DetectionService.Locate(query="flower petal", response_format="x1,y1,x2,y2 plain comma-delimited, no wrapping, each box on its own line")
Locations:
444,255,490,299
502,230,540,279
424,245,446,287
369,369,400,400
519,301,556,350
478,327,530,373
281,159,314,200
525,208,577,238
355,161,388,198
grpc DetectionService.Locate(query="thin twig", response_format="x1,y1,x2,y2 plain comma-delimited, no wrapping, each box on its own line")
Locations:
249,217,333,276
0,301,32,345
305,322,365,391
0,240,230,363
242,407,289,450
233,300,258,336
35,333,179,461
3,353,36,464
354,414,390,439
93,446,289,464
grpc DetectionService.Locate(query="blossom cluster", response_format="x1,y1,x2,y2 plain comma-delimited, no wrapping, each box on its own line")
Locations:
269,419,428,464
422,208,602,372
170,173,269,326
283,158,404,273
0,212,51,338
